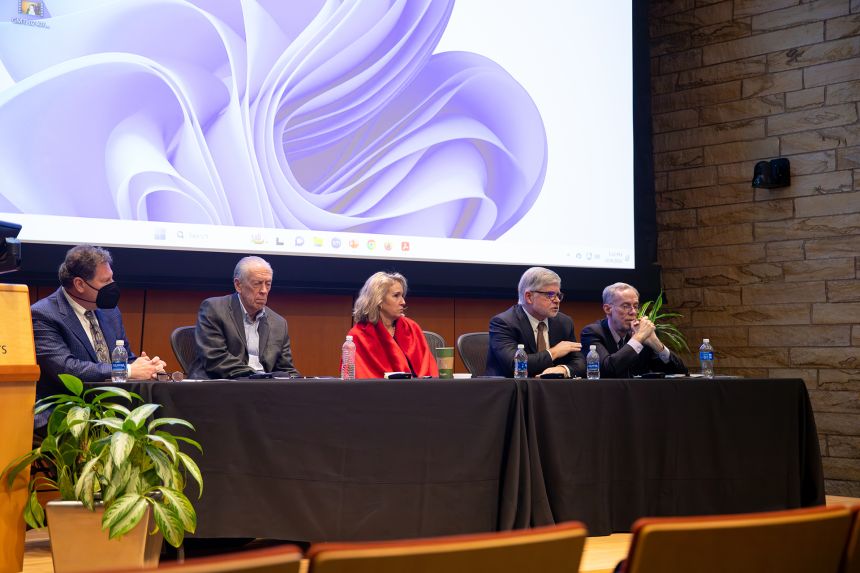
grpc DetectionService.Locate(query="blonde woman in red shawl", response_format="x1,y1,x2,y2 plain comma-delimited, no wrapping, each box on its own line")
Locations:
348,271,439,379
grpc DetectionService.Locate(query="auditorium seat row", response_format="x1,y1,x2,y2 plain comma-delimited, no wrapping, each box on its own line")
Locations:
109,503,860,573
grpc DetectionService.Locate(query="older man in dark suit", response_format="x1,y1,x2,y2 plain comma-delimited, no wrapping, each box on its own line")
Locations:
31,245,165,402
580,282,687,378
189,256,300,379
485,267,585,378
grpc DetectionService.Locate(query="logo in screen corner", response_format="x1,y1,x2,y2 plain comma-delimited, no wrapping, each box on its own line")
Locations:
18,1,50,18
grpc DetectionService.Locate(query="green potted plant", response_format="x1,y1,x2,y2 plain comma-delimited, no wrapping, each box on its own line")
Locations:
638,291,689,354
2,374,202,572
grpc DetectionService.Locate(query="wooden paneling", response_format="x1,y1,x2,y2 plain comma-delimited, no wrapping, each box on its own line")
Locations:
404,295,456,349
562,301,607,339
270,292,354,377
140,289,221,372
118,289,145,355
453,297,511,373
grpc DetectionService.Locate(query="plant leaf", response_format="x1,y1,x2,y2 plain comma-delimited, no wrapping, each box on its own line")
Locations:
103,403,132,417
94,417,125,431
110,432,135,468
151,500,185,548
58,374,84,396
65,406,90,440
2,449,41,490
147,418,195,433
144,446,174,489
103,461,132,504
103,494,148,540
74,456,101,501
77,466,96,510
146,435,178,462
173,436,203,454
158,487,196,533
83,386,139,404
23,490,45,529
127,404,161,430
56,467,74,500
177,452,203,498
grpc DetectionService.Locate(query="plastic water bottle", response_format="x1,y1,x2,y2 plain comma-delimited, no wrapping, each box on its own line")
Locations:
586,345,600,380
111,340,128,383
513,344,528,379
341,335,356,380
699,338,714,378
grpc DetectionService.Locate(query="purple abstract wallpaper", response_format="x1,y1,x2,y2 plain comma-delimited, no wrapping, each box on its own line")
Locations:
0,0,547,240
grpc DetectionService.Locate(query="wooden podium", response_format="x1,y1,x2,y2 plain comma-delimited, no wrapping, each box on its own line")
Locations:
0,284,39,573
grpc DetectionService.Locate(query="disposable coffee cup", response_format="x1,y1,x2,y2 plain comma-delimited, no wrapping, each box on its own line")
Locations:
435,347,454,378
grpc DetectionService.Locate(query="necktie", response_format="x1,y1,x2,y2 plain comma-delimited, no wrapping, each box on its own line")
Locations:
537,322,548,353
84,310,110,363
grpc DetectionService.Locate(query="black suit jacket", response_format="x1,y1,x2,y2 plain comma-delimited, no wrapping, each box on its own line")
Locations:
485,304,585,378
189,293,300,379
580,318,687,378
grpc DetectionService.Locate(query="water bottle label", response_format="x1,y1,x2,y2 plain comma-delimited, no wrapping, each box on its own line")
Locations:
587,363,599,372
111,360,125,370
699,351,714,361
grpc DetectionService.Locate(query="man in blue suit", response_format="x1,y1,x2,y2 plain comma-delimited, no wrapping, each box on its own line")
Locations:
30,245,165,405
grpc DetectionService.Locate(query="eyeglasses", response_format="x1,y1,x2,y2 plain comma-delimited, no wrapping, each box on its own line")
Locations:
533,290,564,301
614,302,640,312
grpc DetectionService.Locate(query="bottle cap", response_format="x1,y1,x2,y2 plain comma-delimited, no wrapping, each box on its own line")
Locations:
703,338,709,343
517,343,524,349
116,340,125,346
590,345,596,350
346,335,353,341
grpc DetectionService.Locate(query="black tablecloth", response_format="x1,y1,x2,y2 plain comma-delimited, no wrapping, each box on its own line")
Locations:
523,378,824,534
124,377,824,540
132,379,525,540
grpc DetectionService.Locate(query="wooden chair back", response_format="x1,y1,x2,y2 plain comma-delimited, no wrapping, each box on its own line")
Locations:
619,506,854,573
308,521,587,573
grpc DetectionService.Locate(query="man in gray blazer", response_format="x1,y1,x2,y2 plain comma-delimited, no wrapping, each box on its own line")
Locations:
189,256,300,379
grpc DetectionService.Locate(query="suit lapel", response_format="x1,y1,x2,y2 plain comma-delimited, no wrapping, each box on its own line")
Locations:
56,289,99,362
229,294,247,345
96,309,117,350
515,305,537,353
257,315,270,370
601,318,620,352
547,316,564,346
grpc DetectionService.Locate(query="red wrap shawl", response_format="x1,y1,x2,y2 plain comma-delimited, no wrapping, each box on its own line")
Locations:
348,316,439,379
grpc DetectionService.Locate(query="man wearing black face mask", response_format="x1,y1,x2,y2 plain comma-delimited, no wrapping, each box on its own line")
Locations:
30,245,166,407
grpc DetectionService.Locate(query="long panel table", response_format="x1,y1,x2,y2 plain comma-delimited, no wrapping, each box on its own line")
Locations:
131,379,527,540
125,378,824,540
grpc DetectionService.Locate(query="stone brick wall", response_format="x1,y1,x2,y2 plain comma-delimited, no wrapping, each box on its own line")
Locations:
649,0,860,495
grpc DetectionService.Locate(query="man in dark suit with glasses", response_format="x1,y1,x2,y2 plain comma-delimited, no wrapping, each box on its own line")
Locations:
580,282,687,378
485,267,585,378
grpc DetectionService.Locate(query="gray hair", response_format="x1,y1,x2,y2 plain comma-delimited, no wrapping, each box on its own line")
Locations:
233,256,272,283
517,267,561,304
58,245,112,288
602,282,639,304
353,271,407,324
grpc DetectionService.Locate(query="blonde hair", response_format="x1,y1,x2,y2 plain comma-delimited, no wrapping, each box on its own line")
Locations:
353,271,407,324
